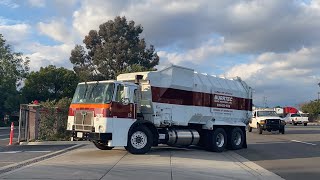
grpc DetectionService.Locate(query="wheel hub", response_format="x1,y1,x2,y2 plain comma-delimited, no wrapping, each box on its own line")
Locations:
131,131,147,149
216,133,225,147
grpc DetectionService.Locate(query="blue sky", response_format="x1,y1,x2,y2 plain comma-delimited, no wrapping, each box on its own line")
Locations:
1,0,320,108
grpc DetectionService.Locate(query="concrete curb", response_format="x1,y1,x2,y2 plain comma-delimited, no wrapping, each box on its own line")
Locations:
225,151,285,180
19,140,91,146
0,143,85,177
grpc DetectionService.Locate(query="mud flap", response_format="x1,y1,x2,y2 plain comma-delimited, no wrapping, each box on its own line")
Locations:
242,126,248,148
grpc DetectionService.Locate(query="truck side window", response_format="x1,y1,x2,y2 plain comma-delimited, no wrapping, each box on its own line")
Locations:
115,84,125,102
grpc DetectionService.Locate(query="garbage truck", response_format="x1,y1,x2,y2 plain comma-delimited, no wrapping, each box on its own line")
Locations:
67,65,252,154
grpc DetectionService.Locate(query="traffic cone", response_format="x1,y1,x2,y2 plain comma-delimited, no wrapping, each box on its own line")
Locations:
8,122,14,145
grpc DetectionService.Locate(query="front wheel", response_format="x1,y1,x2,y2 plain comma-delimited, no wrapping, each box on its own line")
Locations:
304,123,308,126
127,125,153,154
279,127,285,134
258,124,263,134
93,141,114,150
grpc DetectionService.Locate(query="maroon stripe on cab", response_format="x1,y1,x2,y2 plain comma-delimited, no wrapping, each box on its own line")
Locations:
151,86,252,111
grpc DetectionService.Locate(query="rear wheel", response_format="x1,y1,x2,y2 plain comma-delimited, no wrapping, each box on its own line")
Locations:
206,128,227,152
229,127,244,150
304,123,308,126
127,125,153,154
93,141,114,150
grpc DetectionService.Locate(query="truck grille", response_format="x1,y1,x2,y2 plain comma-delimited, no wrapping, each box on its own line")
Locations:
74,110,94,131
266,119,280,125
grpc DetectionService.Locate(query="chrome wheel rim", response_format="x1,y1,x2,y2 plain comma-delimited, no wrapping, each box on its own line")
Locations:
131,131,147,149
216,133,225,148
234,132,242,146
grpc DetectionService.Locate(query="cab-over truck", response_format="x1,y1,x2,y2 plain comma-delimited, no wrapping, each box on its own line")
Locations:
67,65,253,154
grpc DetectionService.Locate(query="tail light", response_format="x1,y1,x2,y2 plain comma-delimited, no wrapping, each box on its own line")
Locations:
68,108,74,116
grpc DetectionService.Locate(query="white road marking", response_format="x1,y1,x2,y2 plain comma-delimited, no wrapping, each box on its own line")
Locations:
0,151,52,154
0,138,9,140
291,140,317,146
0,151,21,154
25,151,51,153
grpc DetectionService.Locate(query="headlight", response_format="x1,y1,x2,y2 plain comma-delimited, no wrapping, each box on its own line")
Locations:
260,120,266,124
98,125,104,133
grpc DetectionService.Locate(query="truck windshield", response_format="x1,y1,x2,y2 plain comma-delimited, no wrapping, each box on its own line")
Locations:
72,83,114,104
257,111,279,117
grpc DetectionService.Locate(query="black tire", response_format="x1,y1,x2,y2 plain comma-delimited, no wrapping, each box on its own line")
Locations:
206,128,227,152
258,124,263,134
93,141,114,150
293,121,297,126
279,127,285,134
229,127,244,150
304,123,307,126
127,125,153,154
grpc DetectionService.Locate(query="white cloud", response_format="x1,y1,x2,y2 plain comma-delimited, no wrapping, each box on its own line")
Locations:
28,0,45,7
24,43,74,71
37,19,73,43
226,47,320,106
0,0,19,8
71,0,320,53
0,23,31,46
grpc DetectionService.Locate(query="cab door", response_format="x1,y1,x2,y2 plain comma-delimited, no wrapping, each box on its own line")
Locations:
110,83,137,119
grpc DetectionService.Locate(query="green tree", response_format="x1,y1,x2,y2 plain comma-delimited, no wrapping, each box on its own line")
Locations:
70,16,159,81
301,100,320,121
0,34,29,117
22,65,79,102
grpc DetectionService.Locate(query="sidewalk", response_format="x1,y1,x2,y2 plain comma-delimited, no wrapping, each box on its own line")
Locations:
0,143,284,180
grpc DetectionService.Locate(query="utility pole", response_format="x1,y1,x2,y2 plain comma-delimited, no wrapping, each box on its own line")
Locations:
263,96,267,108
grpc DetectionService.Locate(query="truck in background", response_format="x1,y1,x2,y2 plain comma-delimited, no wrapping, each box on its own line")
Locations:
248,108,286,134
284,113,309,126
66,65,253,154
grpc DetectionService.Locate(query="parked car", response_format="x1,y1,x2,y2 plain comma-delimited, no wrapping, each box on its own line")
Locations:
284,113,308,126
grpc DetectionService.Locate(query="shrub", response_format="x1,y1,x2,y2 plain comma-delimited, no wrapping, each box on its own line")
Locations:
39,98,72,140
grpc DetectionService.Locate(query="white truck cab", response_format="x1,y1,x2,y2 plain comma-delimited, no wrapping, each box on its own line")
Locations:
249,109,286,134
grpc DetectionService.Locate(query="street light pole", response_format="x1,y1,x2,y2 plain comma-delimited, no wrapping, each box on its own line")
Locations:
318,83,320,101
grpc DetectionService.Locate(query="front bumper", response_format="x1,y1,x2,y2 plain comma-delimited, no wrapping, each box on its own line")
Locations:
293,121,308,124
71,131,112,143
261,124,285,131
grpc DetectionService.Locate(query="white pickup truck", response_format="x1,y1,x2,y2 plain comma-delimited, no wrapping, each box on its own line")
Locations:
248,109,286,134
284,113,308,126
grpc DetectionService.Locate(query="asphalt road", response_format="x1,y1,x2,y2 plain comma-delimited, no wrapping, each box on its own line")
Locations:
0,128,18,147
236,125,320,180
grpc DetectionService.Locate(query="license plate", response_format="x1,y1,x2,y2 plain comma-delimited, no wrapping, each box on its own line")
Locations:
77,132,83,138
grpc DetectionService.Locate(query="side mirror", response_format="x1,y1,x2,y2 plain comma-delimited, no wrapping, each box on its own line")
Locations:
122,98,130,105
